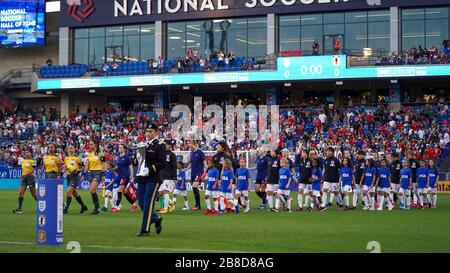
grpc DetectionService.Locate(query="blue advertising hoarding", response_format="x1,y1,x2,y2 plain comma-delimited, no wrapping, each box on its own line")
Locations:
36,179,64,246
36,55,450,91
0,0,46,47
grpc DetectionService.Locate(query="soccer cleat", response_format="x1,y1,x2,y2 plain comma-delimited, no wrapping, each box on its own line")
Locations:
327,202,333,207
218,209,225,215
319,206,327,212
111,207,119,213
182,206,190,211
374,201,379,208
377,207,383,211
270,208,278,213
204,209,212,215
169,202,176,213
362,206,369,211
244,208,250,213
91,208,101,215
399,204,405,209
63,207,69,214
12,208,22,214
136,232,150,237
295,207,303,212
388,205,394,211
213,210,219,216
351,206,357,210
259,204,266,210
130,204,138,212
192,207,201,211
405,206,411,210
101,207,108,212
155,217,163,235
369,207,376,211
344,206,350,211
80,206,88,214
235,205,240,214
286,209,292,213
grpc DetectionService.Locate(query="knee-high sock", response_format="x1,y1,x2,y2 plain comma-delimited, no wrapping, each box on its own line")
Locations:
172,196,177,205
275,198,280,209
344,195,349,207
419,195,424,206
426,194,431,205
336,193,343,205
246,199,250,209
267,195,274,209
304,195,311,207
164,193,170,209
240,196,246,206
287,198,291,210
329,191,335,204
104,196,109,208
385,195,392,206
400,194,405,205
279,194,286,204
193,187,201,207
390,192,394,203
91,192,99,208
124,193,134,204
352,191,358,207
298,193,303,208
219,196,225,210
116,192,123,207
256,191,262,200
75,196,85,207
370,196,375,208
65,196,72,208
413,192,418,205
433,194,437,206
205,198,211,210
364,195,369,207
261,191,267,204
214,199,219,211
379,196,385,208
18,197,24,209
109,197,115,208
406,195,411,207
322,191,328,207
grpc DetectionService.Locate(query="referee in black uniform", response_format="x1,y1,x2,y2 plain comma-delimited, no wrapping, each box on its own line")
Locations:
136,124,166,237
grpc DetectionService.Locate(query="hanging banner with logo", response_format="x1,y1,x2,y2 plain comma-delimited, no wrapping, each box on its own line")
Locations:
36,179,64,246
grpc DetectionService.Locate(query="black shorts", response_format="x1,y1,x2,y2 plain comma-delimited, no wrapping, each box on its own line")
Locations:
255,177,266,185
89,171,104,183
21,176,35,188
67,174,80,188
45,172,58,179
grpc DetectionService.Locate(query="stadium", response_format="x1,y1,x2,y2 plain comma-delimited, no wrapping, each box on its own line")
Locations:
1,0,450,257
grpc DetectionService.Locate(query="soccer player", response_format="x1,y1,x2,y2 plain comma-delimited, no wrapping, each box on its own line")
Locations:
398,160,413,210
352,151,366,209
266,150,280,211
219,159,235,214
416,160,428,209
322,147,342,209
375,159,393,211
361,159,377,211
173,161,189,211
12,149,37,214
274,158,293,213
204,160,220,216
112,144,137,213
427,160,439,208
188,141,206,211
234,158,251,213
159,140,177,214
309,159,325,211
37,143,61,179
390,153,402,207
408,152,419,207
102,161,116,211
296,149,311,211
339,158,354,210
84,139,105,214
254,149,269,209
62,144,88,214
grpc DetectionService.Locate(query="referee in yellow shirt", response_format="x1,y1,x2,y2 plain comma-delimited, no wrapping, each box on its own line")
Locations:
37,143,61,179
84,139,105,215
12,149,37,214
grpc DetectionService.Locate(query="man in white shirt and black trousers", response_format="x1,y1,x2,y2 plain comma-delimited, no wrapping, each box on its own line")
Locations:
135,123,166,237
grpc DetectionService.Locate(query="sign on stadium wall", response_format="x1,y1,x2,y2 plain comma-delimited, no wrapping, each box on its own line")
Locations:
61,0,450,27
438,181,450,194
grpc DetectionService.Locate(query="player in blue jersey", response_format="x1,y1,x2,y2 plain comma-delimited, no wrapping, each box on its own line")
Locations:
308,159,326,211
273,159,293,213
173,161,189,211
416,160,428,209
339,158,355,210
102,161,116,212
427,160,439,208
234,158,251,213
254,149,269,209
204,160,220,216
112,144,137,213
398,160,413,210
360,159,377,210
220,159,235,214
375,159,393,211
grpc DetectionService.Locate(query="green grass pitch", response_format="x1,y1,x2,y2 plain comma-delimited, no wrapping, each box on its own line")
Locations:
0,190,449,253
